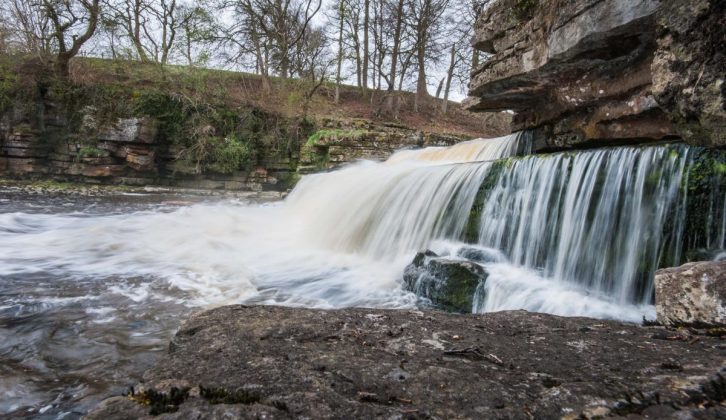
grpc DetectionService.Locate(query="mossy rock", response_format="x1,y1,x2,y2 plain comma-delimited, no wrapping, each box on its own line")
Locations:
403,251,488,313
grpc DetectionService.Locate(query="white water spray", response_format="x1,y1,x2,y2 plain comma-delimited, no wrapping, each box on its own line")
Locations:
0,134,720,322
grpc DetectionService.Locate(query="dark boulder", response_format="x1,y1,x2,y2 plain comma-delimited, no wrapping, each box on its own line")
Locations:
403,250,489,313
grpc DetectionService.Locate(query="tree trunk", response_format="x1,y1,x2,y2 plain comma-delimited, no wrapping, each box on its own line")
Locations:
55,54,71,79
335,0,345,104
414,26,429,113
442,44,456,115
388,0,405,92
362,0,370,90
435,77,444,98
383,0,405,118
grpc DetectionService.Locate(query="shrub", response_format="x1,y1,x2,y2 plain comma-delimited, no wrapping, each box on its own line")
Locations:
210,136,253,174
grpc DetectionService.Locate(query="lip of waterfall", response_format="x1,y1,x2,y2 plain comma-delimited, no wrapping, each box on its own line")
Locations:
385,131,532,164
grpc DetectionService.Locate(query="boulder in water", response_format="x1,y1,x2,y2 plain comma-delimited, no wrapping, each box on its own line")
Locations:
654,261,726,326
403,251,488,313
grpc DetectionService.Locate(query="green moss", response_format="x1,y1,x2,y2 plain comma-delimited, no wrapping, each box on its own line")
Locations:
513,0,538,21
77,146,106,159
306,129,369,147
133,90,186,141
0,59,17,114
209,136,253,174
199,385,261,405
678,147,726,256
125,386,190,415
463,159,510,243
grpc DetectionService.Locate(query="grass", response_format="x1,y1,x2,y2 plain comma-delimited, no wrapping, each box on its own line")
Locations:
66,57,494,138
306,129,370,147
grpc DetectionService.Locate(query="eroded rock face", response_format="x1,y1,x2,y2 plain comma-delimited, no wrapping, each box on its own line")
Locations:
298,120,472,173
403,250,489,313
466,0,724,149
651,0,726,147
655,261,726,326
97,117,158,144
87,306,726,419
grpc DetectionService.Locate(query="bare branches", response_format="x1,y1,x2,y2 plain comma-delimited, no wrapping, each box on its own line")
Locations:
0,0,484,108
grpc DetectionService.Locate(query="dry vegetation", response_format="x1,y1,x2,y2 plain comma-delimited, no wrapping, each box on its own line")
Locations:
70,58,510,138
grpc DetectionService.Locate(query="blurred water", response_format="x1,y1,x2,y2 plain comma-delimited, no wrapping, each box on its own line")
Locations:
2,135,716,417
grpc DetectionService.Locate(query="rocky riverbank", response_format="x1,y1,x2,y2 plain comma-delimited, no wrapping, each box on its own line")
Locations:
88,306,726,419
0,178,286,200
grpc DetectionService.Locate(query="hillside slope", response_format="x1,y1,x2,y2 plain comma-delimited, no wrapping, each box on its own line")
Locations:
0,56,511,190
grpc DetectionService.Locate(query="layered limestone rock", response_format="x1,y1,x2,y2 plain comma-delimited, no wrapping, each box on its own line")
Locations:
655,261,726,327
466,0,725,150
651,0,726,147
298,119,468,172
2,106,471,189
87,306,726,419
0,108,295,191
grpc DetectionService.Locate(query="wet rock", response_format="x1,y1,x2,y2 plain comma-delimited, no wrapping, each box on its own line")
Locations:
88,306,726,419
455,246,505,264
655,261,726,326
403,250,488,313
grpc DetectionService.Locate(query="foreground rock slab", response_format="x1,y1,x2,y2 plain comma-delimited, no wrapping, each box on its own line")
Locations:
88,306,726,419
655,261,726,327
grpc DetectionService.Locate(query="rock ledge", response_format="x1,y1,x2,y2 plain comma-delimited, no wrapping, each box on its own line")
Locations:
88,306,726,419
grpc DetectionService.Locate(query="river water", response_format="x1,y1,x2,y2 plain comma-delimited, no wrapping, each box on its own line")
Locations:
2,134,721,417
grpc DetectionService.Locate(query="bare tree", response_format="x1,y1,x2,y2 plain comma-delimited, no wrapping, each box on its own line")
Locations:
1,0,54,58
176,4,216,66
229,0,322,79
42,0,101,77
104,0,150,61
410,0,449,112
441,42,458,114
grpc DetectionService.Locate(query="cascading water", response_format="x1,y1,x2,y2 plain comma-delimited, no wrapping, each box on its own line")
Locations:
2,131,723,415
1,134,720,318
474,146,691,306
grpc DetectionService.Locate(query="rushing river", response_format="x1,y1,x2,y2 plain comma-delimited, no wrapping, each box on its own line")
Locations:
1,134,723,417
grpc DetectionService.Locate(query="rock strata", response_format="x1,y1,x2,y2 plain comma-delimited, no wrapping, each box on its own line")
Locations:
466,0,725,149
655,261,726,327
651,0,726,147
88,306,726,419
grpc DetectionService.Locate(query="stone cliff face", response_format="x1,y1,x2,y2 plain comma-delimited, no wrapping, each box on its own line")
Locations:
466,0,725,150
0,100,468,190
652,0,726,147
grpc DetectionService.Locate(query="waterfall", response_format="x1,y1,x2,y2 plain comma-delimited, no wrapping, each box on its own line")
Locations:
1,132,722,322
288,136,715,314
474,145,691,306
285,133,530,258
